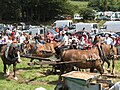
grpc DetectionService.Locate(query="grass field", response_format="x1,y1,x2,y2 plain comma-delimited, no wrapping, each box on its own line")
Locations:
0,58,58,90
0,57,120,90
69,1,88,8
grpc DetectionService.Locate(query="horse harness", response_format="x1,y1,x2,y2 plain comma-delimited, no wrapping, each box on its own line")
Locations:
5,44,19,62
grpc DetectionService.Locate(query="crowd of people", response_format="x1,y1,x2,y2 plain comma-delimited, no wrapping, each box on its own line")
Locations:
0,25,119,52
54,27,120,50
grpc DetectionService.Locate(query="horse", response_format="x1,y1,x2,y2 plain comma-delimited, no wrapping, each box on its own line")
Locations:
24,41,58,58
0,43,21,80
93,35,117,74
54,46,104,75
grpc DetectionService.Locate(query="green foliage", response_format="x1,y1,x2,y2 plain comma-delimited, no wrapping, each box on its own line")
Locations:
0,58,58,90
88,0,120,11
69,1,88,8
0,0,74,22
0,57,120,89
79,8,95,20
71,0,89,1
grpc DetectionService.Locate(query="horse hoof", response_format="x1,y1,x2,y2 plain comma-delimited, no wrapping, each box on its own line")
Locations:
6,72,10,76
14,77,18,80
17,59,22,63
3,74,8,77
107,69,111,73
111,73,114,75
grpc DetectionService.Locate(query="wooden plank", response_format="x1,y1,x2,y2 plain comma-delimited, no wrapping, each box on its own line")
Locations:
102,73,120,78
20,55,52,61
29,60,88,66
43,60,88,65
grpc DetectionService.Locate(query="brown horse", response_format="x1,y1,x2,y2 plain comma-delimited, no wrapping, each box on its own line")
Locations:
54,46,104,75
25,41,58,58
93,35,117,74
0,44,21,80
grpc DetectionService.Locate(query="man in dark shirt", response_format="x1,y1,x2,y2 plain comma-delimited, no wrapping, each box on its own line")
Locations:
34,33,40,43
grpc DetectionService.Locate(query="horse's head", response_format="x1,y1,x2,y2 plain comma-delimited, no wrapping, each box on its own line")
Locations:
93,35,105,46
93,35,103,45
8,44,21,63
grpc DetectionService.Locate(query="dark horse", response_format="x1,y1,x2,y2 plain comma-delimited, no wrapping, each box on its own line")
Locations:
0,43,21,80
93,35,117,74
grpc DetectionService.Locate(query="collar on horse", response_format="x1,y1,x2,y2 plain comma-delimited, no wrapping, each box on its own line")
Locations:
5,44,19,62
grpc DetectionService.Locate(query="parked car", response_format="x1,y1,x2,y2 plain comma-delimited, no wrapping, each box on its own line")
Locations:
116,32,120,37
72,31,89,40
96,16,110,20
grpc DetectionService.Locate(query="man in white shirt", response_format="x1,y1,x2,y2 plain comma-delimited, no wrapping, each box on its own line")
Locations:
104,34,113,45
19,33,26,44
58,32,69,48
54,32,70,58
19,33,26,53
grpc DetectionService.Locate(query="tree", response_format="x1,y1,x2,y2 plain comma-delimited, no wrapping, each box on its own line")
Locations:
0,0,75,23
79,8,95,20
88,0,120,11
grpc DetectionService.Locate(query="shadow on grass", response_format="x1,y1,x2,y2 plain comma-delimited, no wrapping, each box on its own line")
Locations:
17,66,41,71
17,65,52,71
47,80,58,85
0,72,5,80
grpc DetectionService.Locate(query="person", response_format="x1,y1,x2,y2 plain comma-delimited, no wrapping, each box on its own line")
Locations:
57,32,69,49
46,30,54,43
111,36,117,46
11,30,15,38
19,32,26,44
54,32,63,42
104,34,114,56
55,27,59,33
2,33,8,44
78,37,86,50
34,33,40,44
12,37,18,44
85,37,93,50
8,36,12,44
104,34,113,45
71,35,79,49
54,32,69,58
82,31,88,42
115,35,119,46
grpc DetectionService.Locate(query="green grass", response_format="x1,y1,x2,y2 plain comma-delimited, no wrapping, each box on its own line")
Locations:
69,1,88,8
0,57,120,90
0,58,58,90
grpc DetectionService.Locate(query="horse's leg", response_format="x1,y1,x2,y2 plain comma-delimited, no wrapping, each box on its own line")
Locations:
58,64,66,83
13,63,18,80
3,63,7,77
96,65,104,75
65,64,73,73
6,65,11,76
90,68,95,73
111,59,115,75
105,59,111,72
100,45,110,72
